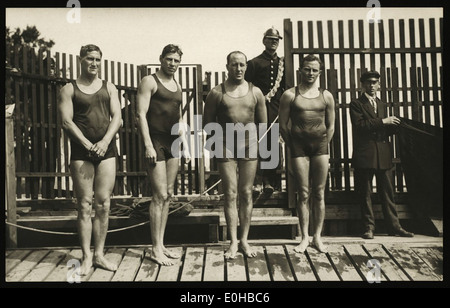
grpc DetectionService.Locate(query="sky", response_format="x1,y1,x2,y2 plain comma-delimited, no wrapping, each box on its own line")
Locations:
5,7,443,74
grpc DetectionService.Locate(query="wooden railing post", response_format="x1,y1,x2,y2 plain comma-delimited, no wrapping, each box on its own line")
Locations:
6,112,18,248
195,65,205,194
283,18,297,210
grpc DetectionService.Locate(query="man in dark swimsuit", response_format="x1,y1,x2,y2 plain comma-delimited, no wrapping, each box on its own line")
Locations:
204,51,267,259
279,54,335,253
137,44,190,266
58,44,122,275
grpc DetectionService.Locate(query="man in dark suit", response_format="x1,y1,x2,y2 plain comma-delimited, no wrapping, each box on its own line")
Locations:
350,70,414,239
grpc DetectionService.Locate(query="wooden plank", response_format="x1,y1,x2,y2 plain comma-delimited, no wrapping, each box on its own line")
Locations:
88,248,126,282
327,245,362,281
180,247,204,282
412,247,443,281
246,246,270,281
134,248,159,282
338,20,350,191
44,249,83,282
226,250,247,282
344,244,385,282
285,245,316,281
111,248,144,281
6,250,32,275
384,243,439,281
156,247,184,282
306,246,340,281
203,246,225,282
363,243,409,281
5,116,17,247
265,245,294,281
429,18,441,126
22,249,70,282
6,250,50,281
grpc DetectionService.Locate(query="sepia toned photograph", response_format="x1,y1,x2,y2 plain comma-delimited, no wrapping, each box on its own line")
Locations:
4,3,444,291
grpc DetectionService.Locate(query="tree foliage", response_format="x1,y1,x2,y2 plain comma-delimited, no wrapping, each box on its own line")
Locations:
6,25,55,49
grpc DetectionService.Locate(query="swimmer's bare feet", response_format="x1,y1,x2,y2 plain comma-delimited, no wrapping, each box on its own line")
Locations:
163,247,180,259
150,248,174,266
224,242,238,259
93,254,118,272
79,254,93,276
293,238,310,253
239,242,257,258
311,237,328,253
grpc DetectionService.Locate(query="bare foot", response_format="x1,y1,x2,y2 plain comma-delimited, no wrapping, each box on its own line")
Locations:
224,242,238,259
312,237,328,253
93,255,118,272
293,238,309,253
150,249,174,266
79,254,93,276
163,247,180,259
239,242,257,258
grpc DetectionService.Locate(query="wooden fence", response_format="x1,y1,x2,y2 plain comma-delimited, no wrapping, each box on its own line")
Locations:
5,17,443,202
283,17,443,206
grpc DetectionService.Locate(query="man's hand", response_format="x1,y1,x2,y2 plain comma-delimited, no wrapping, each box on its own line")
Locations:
183,148,191,164
90,140,109,158
145,146,157,165
382,116,401,125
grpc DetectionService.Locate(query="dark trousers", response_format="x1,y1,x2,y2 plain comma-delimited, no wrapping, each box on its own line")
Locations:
354,168,402,232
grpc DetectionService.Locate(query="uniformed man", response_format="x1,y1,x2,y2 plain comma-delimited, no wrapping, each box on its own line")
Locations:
245,26,286,195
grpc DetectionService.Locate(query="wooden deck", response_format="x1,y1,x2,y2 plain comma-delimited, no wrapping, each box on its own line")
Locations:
5,236,442,283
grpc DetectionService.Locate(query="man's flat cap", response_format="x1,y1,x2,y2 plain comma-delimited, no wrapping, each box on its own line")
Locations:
360,70,380,82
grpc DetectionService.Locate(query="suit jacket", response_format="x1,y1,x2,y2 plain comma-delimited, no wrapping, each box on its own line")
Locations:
245,51,285,123
349,94,397,170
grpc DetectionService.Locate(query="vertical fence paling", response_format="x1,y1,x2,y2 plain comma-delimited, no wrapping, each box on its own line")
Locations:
283,17,442,197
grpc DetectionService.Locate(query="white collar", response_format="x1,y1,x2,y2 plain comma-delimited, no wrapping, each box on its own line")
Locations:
364,92,377,101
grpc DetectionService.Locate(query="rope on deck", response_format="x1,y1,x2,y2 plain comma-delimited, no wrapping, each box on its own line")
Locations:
5,117,279,236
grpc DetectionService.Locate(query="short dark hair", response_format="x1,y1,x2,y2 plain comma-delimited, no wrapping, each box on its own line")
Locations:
161,44,183,58
226,51,247,64
300,54,323,70
80,44,102,58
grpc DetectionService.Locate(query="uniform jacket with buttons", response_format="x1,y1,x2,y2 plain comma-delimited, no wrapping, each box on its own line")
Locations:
350,94,397,170
245,51,285,121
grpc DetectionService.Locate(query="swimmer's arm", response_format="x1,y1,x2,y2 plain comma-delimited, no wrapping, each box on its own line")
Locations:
278,89,293,147
203,87,221,127
178,105,191,161
58,83,93,150
101,83,122,145
323,90,336,143
136,75,156,150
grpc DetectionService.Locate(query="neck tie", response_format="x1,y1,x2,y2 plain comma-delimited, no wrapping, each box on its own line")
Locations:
370,97,377,113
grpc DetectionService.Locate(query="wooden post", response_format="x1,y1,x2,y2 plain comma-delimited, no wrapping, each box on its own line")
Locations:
196,65,205,194
283,18,296,210
6,114,18,248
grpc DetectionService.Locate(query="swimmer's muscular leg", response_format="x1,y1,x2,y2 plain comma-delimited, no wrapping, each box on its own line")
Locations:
147,161,173,266
70,160,95,275
92,157,118,271
217,160,239,259
237,159,258,258
310,154,329,253
161,157,181,259
291,156,311,253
